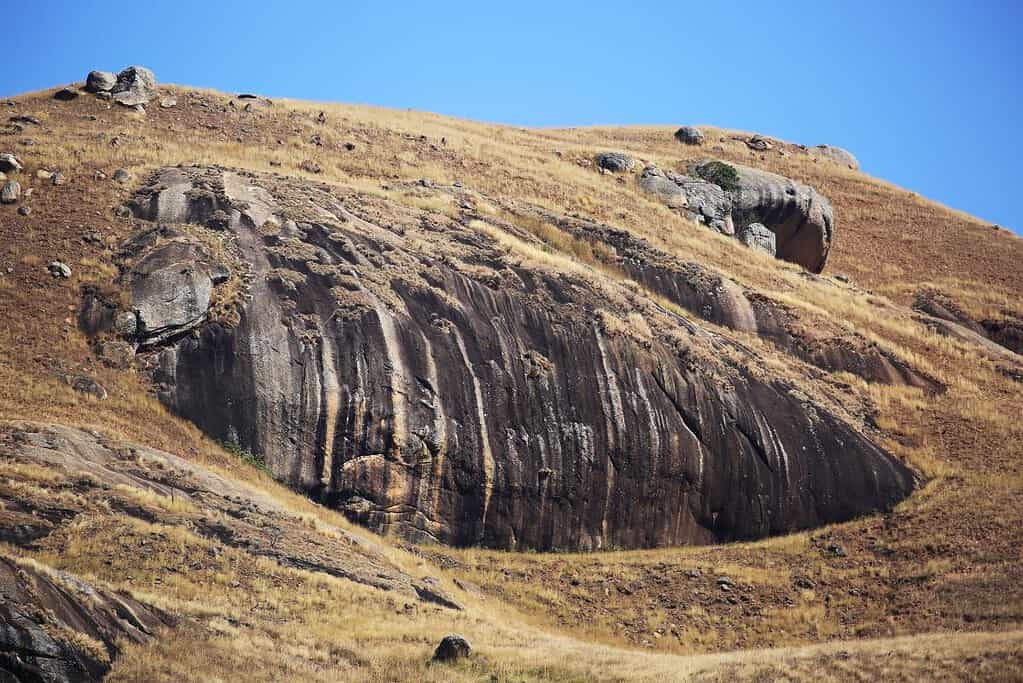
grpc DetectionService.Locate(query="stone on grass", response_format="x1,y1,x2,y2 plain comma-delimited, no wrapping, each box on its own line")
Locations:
48,261,72,278
85,70,117,93
0,180,20,204
0,152,22,173
674,126,705,145
111,66,157,106
595,151,635,173
431,634,471,662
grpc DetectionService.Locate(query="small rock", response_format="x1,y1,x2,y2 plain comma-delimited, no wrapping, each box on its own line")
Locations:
834,273,850,283
18,206,30,216
746,135,772,151
794,577,816,590
53,87,79,101
299,160,322,174
115,311,138,338
316,111,327,124
85,70,117,93
51,172,67,186
674,126,705,145
47,261,71,278
269,159,281,167
826,543,847,557
113,169,131,183
36,169,54,180
0,180,20,204
343,142,356,151
431,634,471,662
0,153,22,173
159,97,177,109
9,115,41,126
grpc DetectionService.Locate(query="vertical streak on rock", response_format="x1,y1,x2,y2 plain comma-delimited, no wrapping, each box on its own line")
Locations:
633,366,660,467
375,308,408,453
594,325,624,544
417,330,448,526
319,330,341,491
451,326,494,539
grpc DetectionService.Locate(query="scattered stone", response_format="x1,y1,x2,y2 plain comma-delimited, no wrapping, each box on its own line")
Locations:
47,261,72,278
94,170,107,180
113,168,131,183
133,104,146,114
738,222,776,256
51,171,67,186
300,160,322,174
674,126,705,145
0,180,20,203
9,115,41,126
826,542,847,558
85,70,117,93
343,142,356,151
316,111,327,124
431,634,471,662
0,152,22,173
794,577,816,589
53,86,80,101
111,66,157,106
17,206,30,216
269,159,282,167
160,96,177,109
834,273,851,283
36,169,54,180
595,151,636,173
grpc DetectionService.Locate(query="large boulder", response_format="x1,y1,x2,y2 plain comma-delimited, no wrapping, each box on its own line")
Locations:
674,126,705,145
111,66,157,106
811,144,859,170
127,241,229,346
0,153,21,173
108,166,915,552
85,70,117,93
639,160,834,272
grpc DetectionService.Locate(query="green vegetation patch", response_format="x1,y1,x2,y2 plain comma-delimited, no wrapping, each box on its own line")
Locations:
696,161,740,192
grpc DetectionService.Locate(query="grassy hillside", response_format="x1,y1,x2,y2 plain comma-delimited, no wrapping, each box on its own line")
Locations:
1,84,1021,681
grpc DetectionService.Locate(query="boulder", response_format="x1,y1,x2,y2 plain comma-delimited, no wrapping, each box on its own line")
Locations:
300,159,322,174
53,86,79,101
85,70,117,93
47,261,72,278
128,242,225,346
745,135,772,151
674,126,705,145
0,180,20,204
432,634,472,662
738,222,776,256
111,66,157,106
70,374,108,399
0,152,22,173
640,160,834,272
812,144,859,170
113,168,131,183
596,151,635,173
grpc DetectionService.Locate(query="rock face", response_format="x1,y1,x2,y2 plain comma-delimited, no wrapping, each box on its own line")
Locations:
111,66,156,106
596,151,636,173
0,555,171,683
674,126,705,145
79,166,918,552
639,160,834,273
85,70,117,93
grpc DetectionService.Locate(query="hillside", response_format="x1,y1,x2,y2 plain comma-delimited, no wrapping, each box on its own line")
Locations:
1,72,1022,681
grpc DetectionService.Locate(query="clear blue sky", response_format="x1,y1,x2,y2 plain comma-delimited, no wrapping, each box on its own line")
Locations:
6,1,1021,231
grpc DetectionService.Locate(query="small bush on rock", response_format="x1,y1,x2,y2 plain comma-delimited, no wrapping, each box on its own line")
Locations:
696,161,740,192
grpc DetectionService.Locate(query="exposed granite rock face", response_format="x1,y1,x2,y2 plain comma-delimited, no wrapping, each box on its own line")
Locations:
811,144,859,170
0,554,171,683
639,161,834,273
914,290,1023,358
83,167,916,551
738,222,776,256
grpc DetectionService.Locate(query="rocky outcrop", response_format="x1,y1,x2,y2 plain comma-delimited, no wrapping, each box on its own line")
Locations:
0,555,171,683
639,160,834,273
76,166,917,552
914,290,1023,358
85,70,116,93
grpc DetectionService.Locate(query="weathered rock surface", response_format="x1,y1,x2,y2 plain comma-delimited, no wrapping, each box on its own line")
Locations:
85,70,117,93
738,222,776,256
914,290,1023,358
596,151,636,173
111,66,156,106
77,167,918,552
674,126,705,145
639,160,834,273
0,554,171,683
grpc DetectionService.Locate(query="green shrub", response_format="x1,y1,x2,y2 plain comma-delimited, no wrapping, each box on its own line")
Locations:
696,161,740,192
221,439,269,474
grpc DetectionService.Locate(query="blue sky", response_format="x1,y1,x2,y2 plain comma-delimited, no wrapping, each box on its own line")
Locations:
6,1,1021,231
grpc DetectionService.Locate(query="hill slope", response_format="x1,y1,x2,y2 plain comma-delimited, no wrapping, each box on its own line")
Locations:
0,78,1021,681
